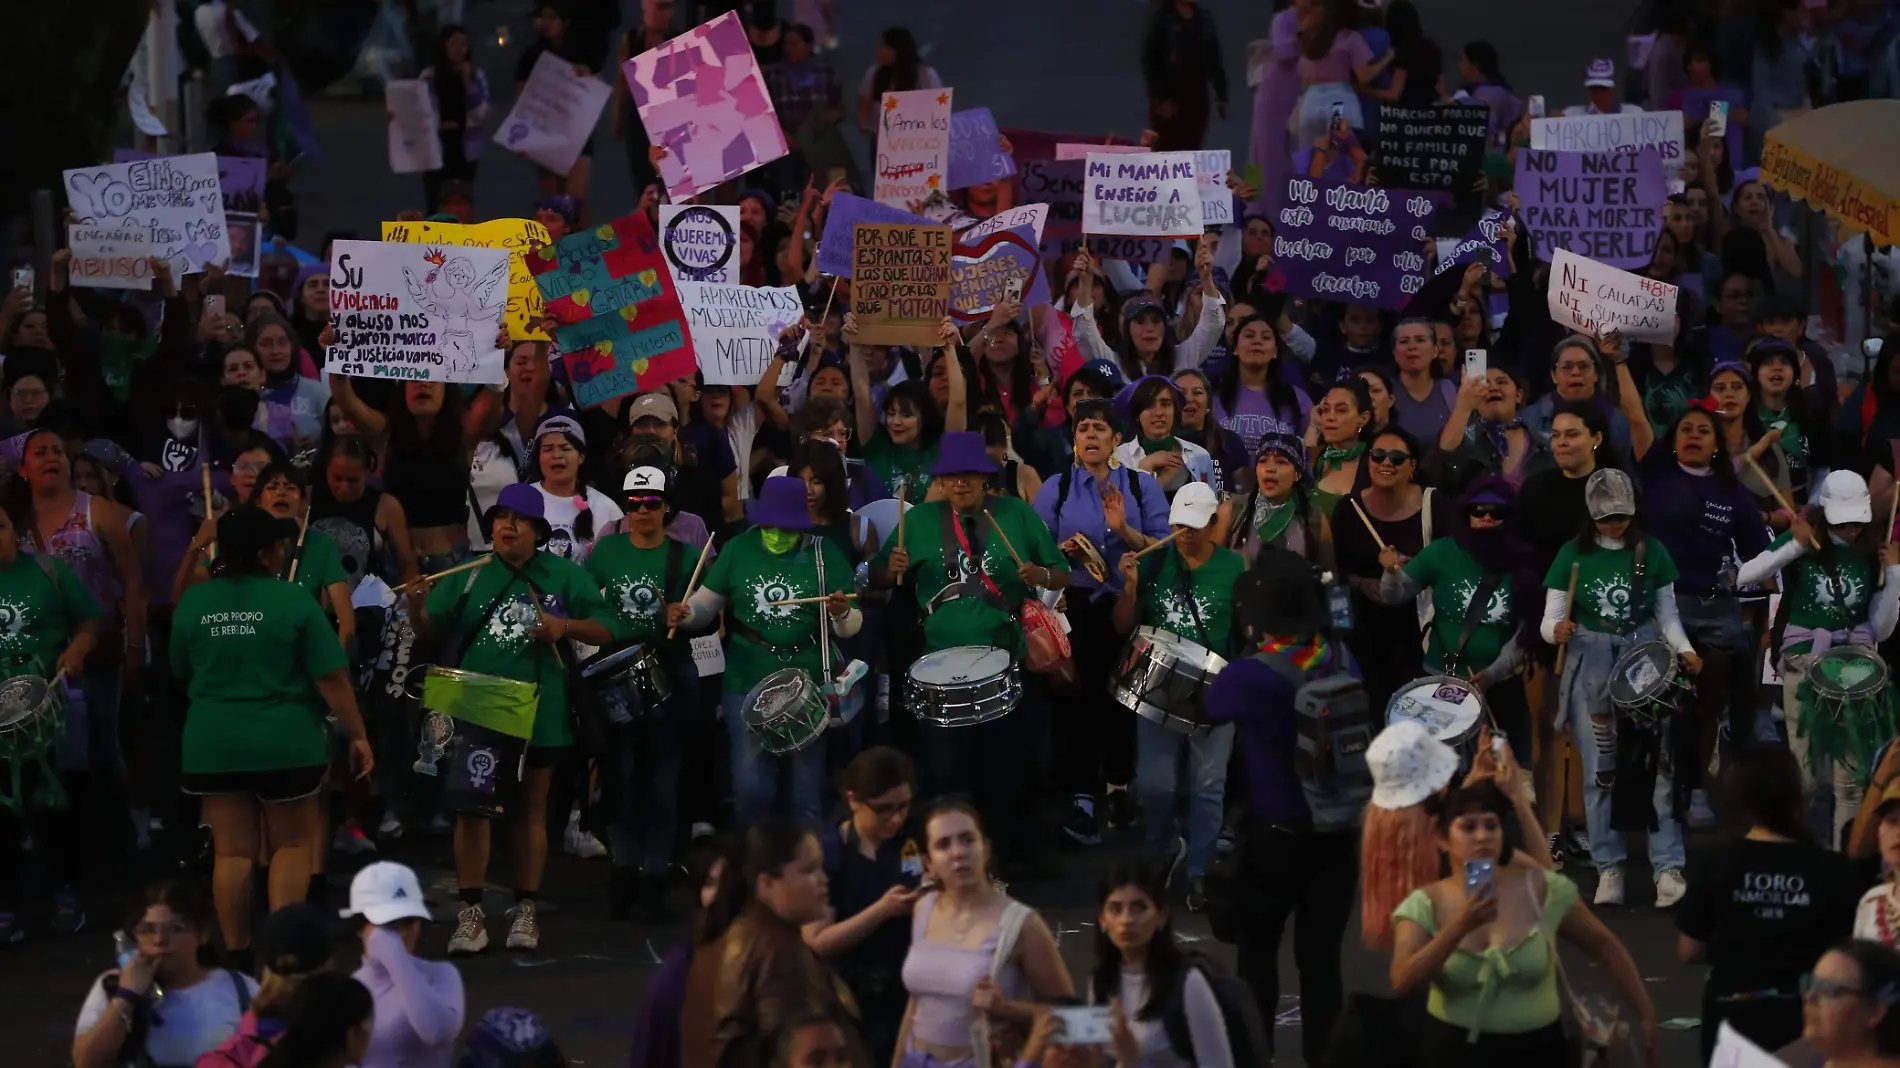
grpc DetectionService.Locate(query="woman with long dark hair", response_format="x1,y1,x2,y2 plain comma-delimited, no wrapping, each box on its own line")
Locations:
1213,312,1310,457
1751,338,1821,501
1090,860,1234,1067
253,972,375,1068
1359,0,1440,108
1172,370,1249,498
1676,745,1860,1062
1071,249,1226,381
422,24,491,214
1305,378,1374,518
856,27,941,144
1708,360,1793,524
1293,0,1390,146
1432,367,1547,493
1113,376,1219,499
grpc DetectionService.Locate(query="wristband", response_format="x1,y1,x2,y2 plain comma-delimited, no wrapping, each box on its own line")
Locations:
110,986,148,1006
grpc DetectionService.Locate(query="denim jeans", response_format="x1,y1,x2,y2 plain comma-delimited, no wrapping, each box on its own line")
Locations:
1569,695,1687,873
604,672,688,872
1134,716,1234,878
721,690,826,829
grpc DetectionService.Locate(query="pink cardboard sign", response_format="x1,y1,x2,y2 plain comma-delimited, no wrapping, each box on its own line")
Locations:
623,11,790,201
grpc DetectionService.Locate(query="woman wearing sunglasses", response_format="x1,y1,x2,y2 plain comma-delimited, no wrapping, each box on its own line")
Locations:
1331,425,1453,715
1798,941,1900,1067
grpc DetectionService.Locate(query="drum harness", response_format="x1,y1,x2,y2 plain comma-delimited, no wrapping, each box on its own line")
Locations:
727,536,825,664
930,502,1011,617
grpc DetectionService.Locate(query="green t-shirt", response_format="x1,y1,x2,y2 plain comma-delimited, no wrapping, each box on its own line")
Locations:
1542,537,1680,635
1138,545,1246,655
285,528,350,603
702,528,855,693
1406,539,1514,673
862,427,939,501
582,534,696,647
423,552,623,748
172,575,348,774
870,498,1065,659
1769,530,1880,643
0,552,101,673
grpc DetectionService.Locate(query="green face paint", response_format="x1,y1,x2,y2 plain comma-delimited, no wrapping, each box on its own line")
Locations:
761,528,801,554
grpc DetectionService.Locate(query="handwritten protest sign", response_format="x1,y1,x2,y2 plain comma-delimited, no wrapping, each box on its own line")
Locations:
678,282,804,385
386,79,442,174
818,194,929,277
1271,177,1438,310
875,88,953,208
1195,149,1235,227
494,51,611,176
1531,111,1686,171
227,213,262,278
1371,104,1489,191
325,240,509,384
1709,1022,1789,1068
1084,152,1202,239
658,204,741,284
113,150,265,216
1547,247,1679,342
67,222,155,290
383,218,552,341
951,204,1051,323
852,223,952,347
1432,209,1514,280
948,108,1014,190
528,213,694,406
65,153,229,275
623,10,788,201
1517,147,1666,268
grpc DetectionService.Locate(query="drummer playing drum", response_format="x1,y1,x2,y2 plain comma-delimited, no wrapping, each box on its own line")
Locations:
1111,481,1245,908
869,431,1067,865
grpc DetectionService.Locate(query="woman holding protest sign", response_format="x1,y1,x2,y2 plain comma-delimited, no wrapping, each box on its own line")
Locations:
1071,247,1227,381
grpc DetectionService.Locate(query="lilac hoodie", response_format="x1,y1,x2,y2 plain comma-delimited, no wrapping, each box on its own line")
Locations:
352,927,465,1068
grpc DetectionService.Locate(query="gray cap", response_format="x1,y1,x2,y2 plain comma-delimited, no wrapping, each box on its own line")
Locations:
1585,468,1637,521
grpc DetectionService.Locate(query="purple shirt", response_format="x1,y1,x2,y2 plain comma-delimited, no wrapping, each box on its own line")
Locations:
1205,642,1363,825
1032,464,1171,601
353,927,464,1068
631,941,693,1068
1392,378,1457,444
1298,29,1372,84
124,460,234,608
1216,384,1311,456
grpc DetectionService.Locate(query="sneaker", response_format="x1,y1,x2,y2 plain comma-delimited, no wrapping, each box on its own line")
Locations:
0,912,23,945
376,813,404,840
1546,833,1565,872
1061,800,1101,846
333,821,378,855
690,822,716,841
1655,868,1688,909
1185,877,1207,914
448,905,488,956
52,891,85,935
1104,789,1139,831
1159,836,1187,890
1564,829,1595,867
564,823,609,859
506,900,540,951
1594,868,1625,907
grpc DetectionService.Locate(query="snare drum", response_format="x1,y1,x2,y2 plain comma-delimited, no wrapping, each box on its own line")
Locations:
1806,645,1890,722
1798,644,1898,778
1112,627,1228,734
742,669,830,754
1386,675,1486,762
418,666,539,819
0,674,69,811
1609,641,1691,728
908,646,1020,728
580,643,674,725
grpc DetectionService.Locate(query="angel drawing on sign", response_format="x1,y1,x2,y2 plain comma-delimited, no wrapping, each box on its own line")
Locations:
404,249,507,376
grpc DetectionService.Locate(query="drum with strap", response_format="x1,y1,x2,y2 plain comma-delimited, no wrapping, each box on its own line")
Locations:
1608,640,1692,728
579,643,674,724
1386,675,1487,765
1112,627,1227,734
909,645,1020,728
742,668,830,753
0,673,70,811
410,666,538,819
1799,644,1899,779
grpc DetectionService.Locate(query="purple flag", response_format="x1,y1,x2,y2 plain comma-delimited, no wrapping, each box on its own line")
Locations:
1516,147,1667,269
948,108,1015,191
817,194,931,278
1434,209,1515,280
1270,178,1437,310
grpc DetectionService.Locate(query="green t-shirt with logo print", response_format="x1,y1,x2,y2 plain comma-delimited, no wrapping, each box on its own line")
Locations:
870,497,1065,659
1137,545,1247,655
1405,539,1514,673
702,528,855,694
1767,530,1880,647
1543,537,1680,635
582,533,698,648
0,552,101,673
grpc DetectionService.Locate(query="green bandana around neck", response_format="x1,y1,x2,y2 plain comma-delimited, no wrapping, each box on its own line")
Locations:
1139,434,1179,455
1253,494,1298,544
1316,441,1366,474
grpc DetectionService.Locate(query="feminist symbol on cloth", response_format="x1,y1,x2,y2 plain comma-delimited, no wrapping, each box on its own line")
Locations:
466,748,498,791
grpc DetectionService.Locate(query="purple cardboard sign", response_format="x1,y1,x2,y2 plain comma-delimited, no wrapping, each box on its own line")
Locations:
948,108,1015,191
817,193,931,277
1515,147,1666,269
1270,178,1437,310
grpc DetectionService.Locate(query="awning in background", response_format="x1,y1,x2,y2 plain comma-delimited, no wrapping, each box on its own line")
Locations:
1761,99,1900,248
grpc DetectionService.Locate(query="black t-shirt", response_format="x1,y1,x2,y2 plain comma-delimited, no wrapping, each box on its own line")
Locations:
1675,837,1861,997
1515,468,1592,572
820,820,922,989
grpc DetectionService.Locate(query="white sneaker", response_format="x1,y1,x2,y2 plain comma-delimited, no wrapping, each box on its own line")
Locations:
506,900,540,950
1594,868,1625,907
376,813,404,839
448,905,488,956
564,823,608,859
1655,868,1688,909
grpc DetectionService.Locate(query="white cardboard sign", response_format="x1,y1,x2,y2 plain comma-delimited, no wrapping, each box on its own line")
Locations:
678,282,805,385
62,152,230,275
325,240,510,384
1083,151,1203,239
1546,247,1679,343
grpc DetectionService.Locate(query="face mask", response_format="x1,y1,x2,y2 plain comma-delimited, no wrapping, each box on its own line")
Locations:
167,417,200,441
761,528,801,554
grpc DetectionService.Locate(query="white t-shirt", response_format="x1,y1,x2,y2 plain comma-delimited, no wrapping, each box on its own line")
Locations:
76,968,259,1067
466,440,520,551
1855,885,1900,947
534,484,624,563
1103,967,1234,1068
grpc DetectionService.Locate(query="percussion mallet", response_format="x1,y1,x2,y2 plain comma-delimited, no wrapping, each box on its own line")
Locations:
984,510,1024,567
669,535,717,639
1887,481,1899,545
1132,528,1184,559
286,507,311,583
393,555,492,593
896,483,909,552
1744,453,1820,550
816,275,839,328
1553,562,1580,676
767,593,860,607
1349,498,1389,552
201,464,217,561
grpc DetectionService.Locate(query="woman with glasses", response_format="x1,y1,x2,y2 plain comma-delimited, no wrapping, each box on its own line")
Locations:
1330,425,1452,713
1,368,53,436
1796,941,1900,1068
1676,745,1860,1062
1521,336,1644,463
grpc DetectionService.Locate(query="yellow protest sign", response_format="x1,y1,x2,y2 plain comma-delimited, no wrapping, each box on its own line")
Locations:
380,218,551,340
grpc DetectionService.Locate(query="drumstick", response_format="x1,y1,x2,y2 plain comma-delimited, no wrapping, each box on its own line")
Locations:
1743,453,1820,550
985,510,1024,566
896,483,908,552
1349,498,1388,552
1132,528,1183,559
201,464,217,561
816,275,839,329
392,555,491,593
1887,480,1899,545
1553,562,1580,676
767,593,860,607
285,507,311,583
668,534,718,639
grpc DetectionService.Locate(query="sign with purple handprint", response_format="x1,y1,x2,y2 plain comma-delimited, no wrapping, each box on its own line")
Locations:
325,240,510,385
491,52,611,177
622,10,790,202
63,152,230,275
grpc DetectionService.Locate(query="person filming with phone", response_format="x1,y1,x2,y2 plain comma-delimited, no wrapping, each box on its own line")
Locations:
1388,780,1659,1067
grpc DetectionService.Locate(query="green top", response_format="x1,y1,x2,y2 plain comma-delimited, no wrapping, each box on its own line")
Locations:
172,575,347,774
1137,545,1246,655
1542,537,1680,635
1406,539,1514,673
0,552,100,674
1769,530,1880,651
862,427,939,501
423,552,624,748
870,497,1064,659
285,528,350,602
702,528,855,693
1758,405,1808,468
1392,873,1580,1038
582,534,695,648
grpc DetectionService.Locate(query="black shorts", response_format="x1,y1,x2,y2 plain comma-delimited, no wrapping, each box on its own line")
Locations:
181,765,326,803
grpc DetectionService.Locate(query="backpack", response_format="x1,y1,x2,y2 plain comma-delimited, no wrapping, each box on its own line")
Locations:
1255,648,1375,832
1161,958,1272,1068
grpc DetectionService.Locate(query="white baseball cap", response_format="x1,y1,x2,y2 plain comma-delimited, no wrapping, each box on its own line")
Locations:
1818,470,1874,526
1367,720,1460,810
623,465,669,495
340,861,431,926
1583,58,1617,89
1168,482,1221,530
